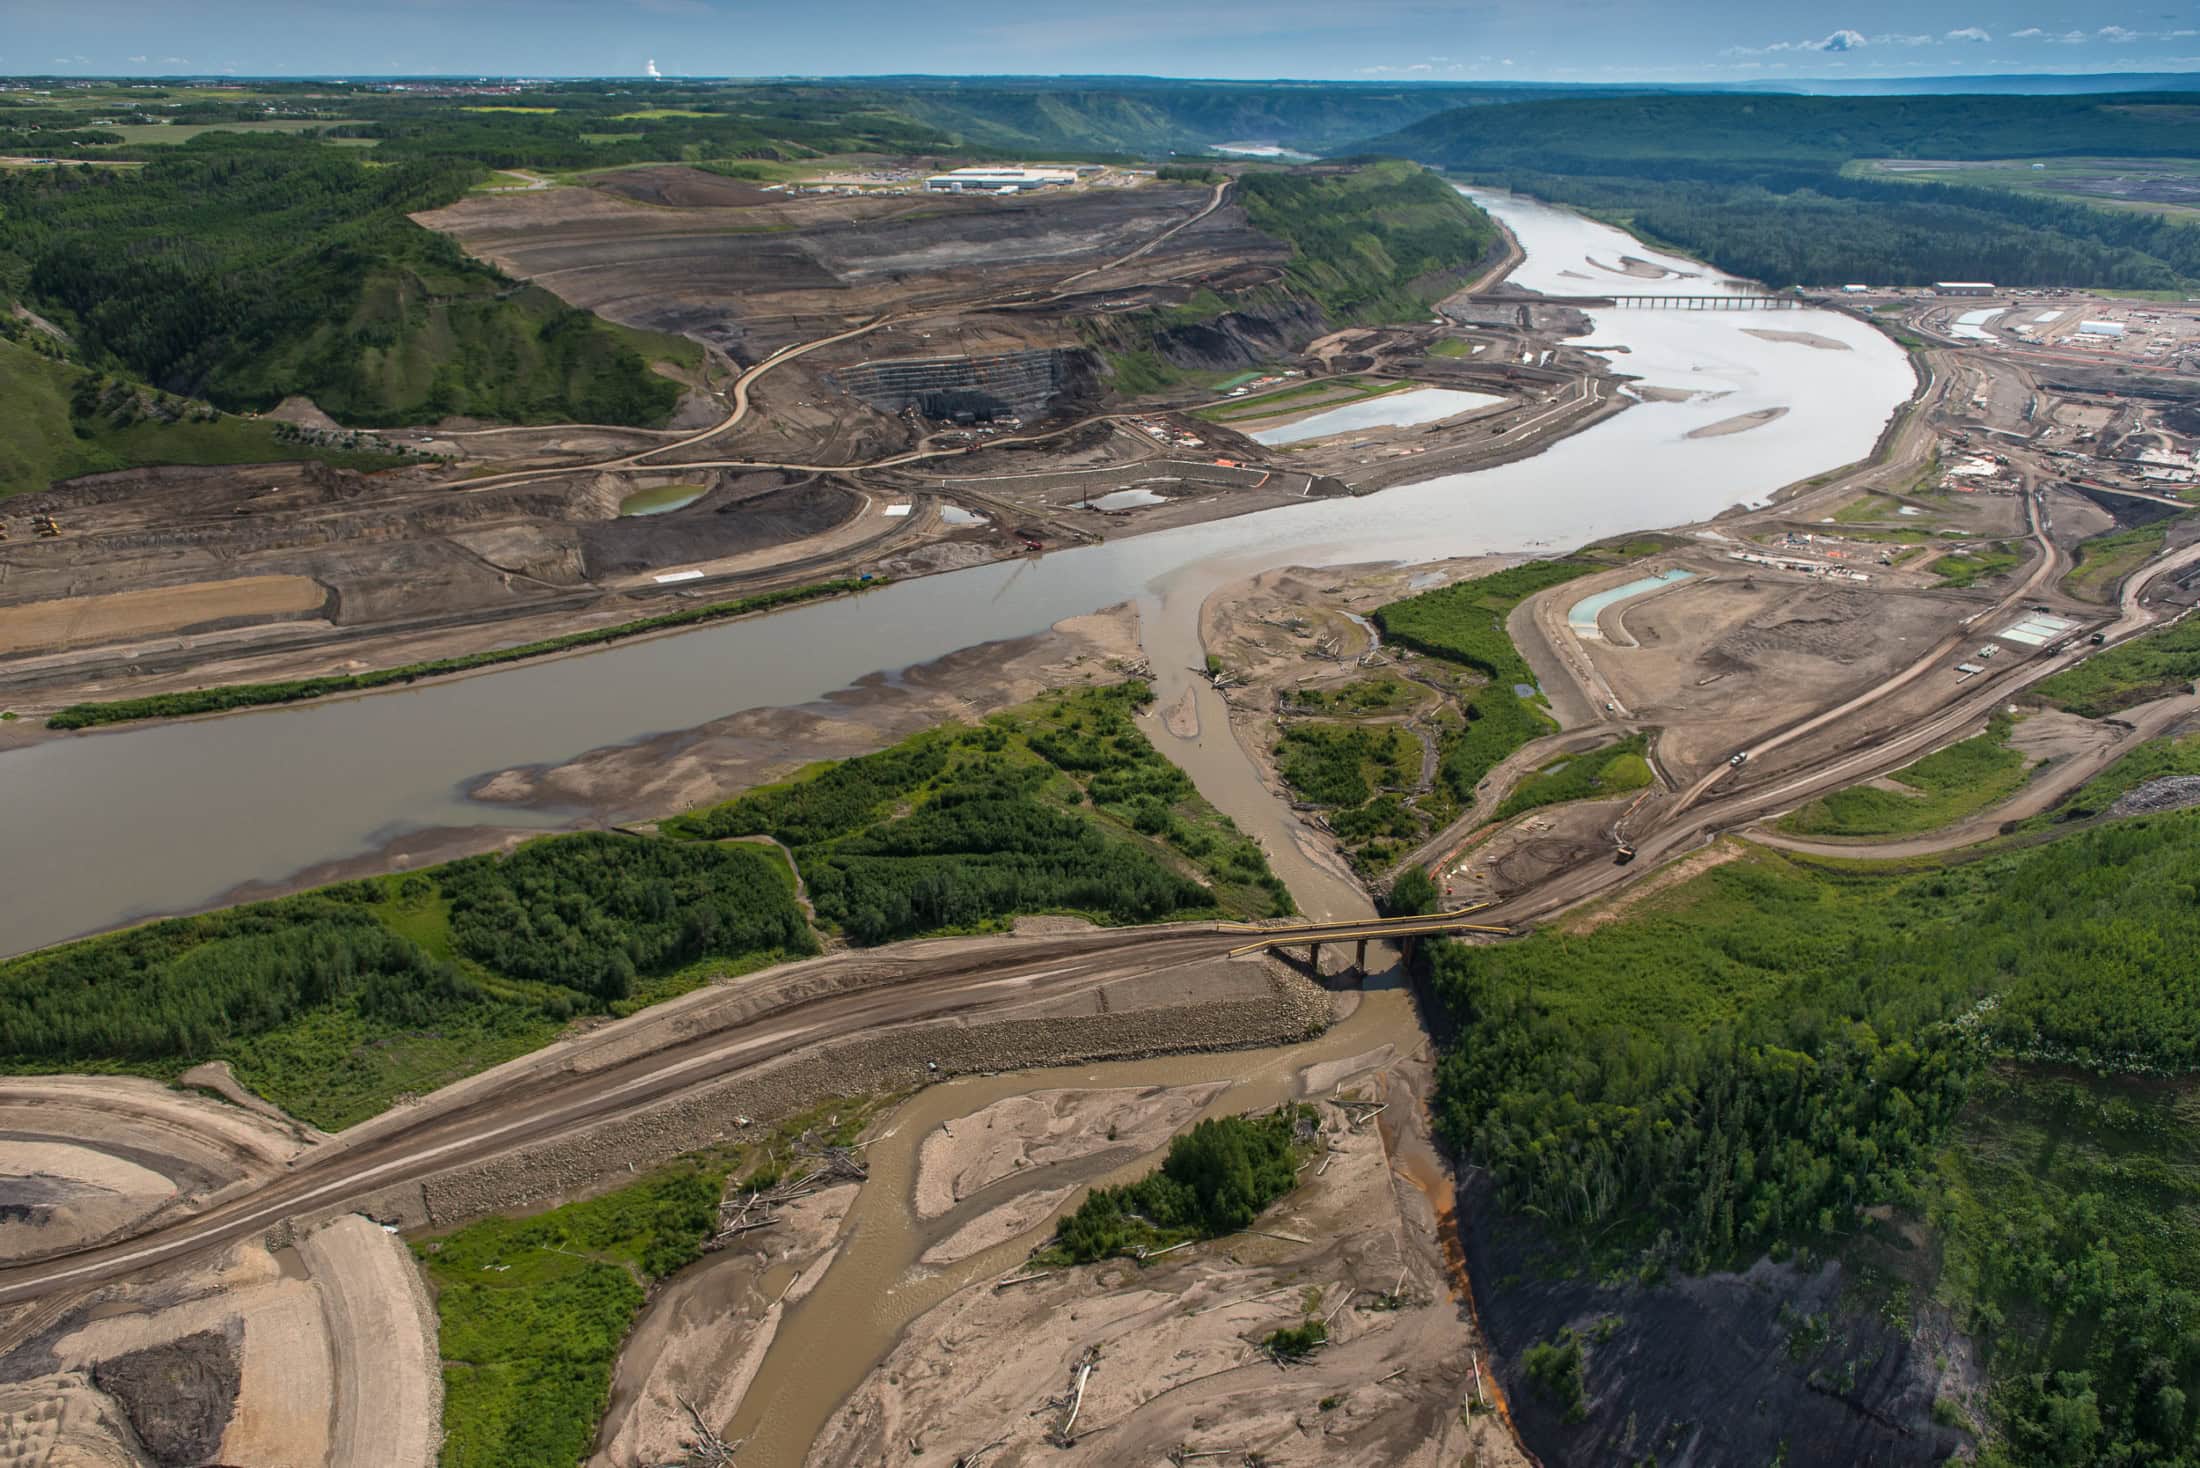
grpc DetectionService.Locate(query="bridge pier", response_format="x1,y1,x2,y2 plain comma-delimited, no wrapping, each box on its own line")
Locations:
1355,938,1368,974
1308,940,1321,972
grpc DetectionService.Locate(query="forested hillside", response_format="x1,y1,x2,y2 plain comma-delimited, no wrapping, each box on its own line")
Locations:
1236,161,1500,322
0,138,681,425
1429,810,2200,1463
1364,92,2200,288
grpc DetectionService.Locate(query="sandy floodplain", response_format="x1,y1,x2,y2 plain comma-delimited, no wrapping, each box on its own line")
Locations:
1686,405,1792,439
1743,327,1853,351
804,1041,1529,1468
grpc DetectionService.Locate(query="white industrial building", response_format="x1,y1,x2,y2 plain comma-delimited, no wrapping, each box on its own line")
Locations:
1936,281,1996,296
925,167,1077,193
2078,320,2127,339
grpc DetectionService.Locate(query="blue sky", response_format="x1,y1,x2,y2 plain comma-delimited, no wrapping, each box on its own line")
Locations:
4,0,2198,81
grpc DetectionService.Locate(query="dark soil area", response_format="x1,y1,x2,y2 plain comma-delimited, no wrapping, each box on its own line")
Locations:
577,476,861,577
2074,481,2187,529
91,1329,240,1467
1461,1175,1963,1467
590,166,784,209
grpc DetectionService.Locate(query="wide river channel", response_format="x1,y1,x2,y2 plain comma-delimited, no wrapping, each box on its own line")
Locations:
4,191,1915,956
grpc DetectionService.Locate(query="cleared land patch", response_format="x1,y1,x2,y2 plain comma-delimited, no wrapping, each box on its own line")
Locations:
0,573,324,654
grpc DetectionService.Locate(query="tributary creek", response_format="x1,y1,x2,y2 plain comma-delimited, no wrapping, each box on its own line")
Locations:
3,190,1914,956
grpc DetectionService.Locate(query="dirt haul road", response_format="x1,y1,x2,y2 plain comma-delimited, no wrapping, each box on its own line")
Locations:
0,926,1276,1306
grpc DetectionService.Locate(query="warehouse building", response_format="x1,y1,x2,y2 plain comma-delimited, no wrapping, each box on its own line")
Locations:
925,167,1078,193
1935,281,1996,296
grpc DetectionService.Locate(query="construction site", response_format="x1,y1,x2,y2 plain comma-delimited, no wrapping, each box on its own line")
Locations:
0,163,1607,727
6,165,2200,1468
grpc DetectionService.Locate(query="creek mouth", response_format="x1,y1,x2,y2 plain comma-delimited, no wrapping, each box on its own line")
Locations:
716,978,1432,1468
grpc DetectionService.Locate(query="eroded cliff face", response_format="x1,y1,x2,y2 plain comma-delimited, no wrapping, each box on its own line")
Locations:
1461,1175,1970,1467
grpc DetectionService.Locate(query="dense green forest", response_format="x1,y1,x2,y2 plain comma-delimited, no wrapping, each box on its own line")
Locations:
1426,812,2200,1463
666,682,1292,943
1047,1106,1313,1263
0,832,813,1127
0,139,681,425
1365,93,2200,287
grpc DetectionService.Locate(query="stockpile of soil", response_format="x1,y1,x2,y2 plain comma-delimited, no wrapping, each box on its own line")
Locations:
91,1332,239,1468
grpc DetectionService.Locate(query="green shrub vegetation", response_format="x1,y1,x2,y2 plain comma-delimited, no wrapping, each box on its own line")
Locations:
1777,714,2027,837
1275,721,1418,807
2036,614,2200,718
2033,731,2200,826
1932,543,2024,588
1049,1106,1314,1263
2063,521,2173,603
1522,1330,1589,1423
1374,557,1630,821
1494,734,1653,822
417,1157,729,1468
666,682,1292,943
1285,677,1417,714
0,833,813,1128
1235,161,1500,324
1263,1320,1329,1360
45,579,872,729
1374,558,1603,686
0,338,412,497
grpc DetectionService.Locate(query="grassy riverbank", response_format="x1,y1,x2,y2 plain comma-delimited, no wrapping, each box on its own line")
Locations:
44,578,878,729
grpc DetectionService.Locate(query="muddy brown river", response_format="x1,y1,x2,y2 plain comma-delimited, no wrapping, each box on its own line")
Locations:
725,976,1426,1466
4,191,1914,955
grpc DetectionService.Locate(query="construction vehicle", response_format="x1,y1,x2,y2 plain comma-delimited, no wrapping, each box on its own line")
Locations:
1613,841,1637,865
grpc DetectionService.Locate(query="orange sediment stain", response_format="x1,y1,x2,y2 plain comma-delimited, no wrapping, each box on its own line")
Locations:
1381,1100,1545,1466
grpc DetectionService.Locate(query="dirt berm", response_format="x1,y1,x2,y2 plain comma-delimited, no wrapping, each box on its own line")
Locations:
341,963,1332,1233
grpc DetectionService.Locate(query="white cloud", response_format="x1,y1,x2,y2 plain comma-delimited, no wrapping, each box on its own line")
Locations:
1730,27,1874,56
1874,32,1935,46
2097,25,2141,41
2011,26,2046,38
1945,26,1991,43
128,54,148,63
